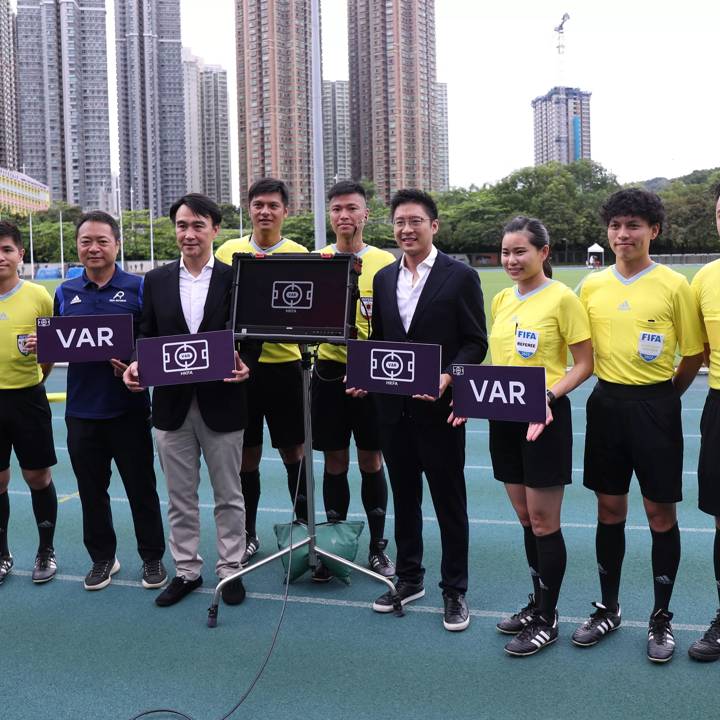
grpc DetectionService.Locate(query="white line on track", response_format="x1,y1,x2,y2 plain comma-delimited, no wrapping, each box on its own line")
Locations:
8,569,709,632
7,490,714,533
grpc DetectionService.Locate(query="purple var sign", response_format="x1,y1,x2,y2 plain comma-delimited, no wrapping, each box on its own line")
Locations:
36,314,134,363
137,330,235,387
451,365,547,422
346,339,441,397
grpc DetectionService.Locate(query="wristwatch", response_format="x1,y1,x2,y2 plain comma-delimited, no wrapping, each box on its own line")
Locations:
546,389,556,405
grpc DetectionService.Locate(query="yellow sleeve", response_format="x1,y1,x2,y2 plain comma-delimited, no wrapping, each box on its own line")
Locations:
690,271,708,344
557,289,591,346
490,290,501,324
673,278,705,357
39,286,53,317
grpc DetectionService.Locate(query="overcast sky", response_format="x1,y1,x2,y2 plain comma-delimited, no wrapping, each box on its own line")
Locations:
69,1,720,201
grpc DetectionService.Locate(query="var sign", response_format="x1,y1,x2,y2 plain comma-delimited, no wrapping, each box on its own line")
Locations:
36,314,134,363
451,365,546,422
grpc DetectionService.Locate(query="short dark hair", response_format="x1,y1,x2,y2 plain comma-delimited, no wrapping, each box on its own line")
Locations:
248,177,289,206
169,193,222,226
75,210,120,242
328,181,366,203
503,216,552,279
712,182,720,204
600,188,665,234
0,221,22,250
389,188,438,221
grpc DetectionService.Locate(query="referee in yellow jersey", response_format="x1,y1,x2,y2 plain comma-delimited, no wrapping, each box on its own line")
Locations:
687,182,720,661
0,222,59,585
489,217,593,656
572,189,704,663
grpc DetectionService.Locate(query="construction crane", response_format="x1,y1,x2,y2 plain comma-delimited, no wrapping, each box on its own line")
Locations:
554,13,570,85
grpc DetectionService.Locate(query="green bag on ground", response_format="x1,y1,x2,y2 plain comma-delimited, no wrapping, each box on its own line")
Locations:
273,521,365,585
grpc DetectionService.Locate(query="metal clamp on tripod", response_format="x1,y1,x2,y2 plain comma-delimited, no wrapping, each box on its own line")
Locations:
208,252,403,627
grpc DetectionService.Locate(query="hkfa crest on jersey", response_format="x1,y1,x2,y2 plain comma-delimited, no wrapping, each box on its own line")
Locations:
638,331,664,362
359,296,373,319
515,329,539,359
17,334,31,356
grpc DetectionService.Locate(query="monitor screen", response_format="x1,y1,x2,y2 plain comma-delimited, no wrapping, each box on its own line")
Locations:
231,253,360,343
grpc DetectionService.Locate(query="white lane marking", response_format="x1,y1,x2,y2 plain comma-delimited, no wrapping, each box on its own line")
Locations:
8,569,710,632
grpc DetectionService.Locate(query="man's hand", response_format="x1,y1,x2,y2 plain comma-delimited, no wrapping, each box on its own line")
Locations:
123,361,145,392
24,333,38,354
224,351,250,383
413,372,452,402
110,359,128,377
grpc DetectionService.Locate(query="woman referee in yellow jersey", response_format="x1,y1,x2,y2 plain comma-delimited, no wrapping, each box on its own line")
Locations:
489,217,593,656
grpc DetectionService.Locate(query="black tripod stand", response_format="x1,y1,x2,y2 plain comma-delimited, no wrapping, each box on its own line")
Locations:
207,344,403,627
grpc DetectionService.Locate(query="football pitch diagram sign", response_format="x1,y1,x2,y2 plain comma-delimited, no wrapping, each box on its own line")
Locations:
346,340,441,397
35,314,134,363
136,330,235,387
451,365,547,422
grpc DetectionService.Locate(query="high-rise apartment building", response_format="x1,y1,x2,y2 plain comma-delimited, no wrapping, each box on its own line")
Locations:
182,48,203,193
433,81,449,192
322,80,351,193
0,0,18,170
235,0,314,211
199,65,232,205
532,86,591,166
348,0,438,202
116,0,186,215
16,0,111,208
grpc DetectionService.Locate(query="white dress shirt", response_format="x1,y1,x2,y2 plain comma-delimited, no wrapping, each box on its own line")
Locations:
396,245,438,333
179,254,214,334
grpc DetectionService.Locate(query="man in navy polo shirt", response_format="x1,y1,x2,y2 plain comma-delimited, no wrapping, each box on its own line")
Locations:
54,211,166,591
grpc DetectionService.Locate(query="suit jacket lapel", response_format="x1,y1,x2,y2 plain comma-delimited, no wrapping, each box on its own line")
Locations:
407,251,446,336
199,263,225,333
384,260,407,338
167,261,190,334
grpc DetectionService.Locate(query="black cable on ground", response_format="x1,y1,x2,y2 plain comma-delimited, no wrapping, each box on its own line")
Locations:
129,461,303,720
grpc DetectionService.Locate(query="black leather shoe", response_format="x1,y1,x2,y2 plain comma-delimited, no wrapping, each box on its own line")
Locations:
443,591,470,631
155,575,203,607
372,579,425,613
221,577,246,605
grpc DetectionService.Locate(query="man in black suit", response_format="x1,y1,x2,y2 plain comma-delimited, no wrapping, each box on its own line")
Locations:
366,189,487,631
123,194,260,607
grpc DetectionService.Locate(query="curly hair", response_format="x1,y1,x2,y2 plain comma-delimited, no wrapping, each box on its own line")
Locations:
600,188,665,234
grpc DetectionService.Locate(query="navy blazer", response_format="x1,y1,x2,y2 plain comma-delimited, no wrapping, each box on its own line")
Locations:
370,250,488,425
138,259,261,432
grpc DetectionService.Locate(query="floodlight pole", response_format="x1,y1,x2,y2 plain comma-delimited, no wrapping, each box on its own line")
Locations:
310,0,326,250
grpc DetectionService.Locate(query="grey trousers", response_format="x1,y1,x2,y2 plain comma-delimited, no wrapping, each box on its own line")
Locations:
155,397,246,580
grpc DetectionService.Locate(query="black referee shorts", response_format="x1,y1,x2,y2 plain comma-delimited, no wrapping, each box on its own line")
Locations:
489,395,572,488
583,379,682,503
698,388,720,517
311,359,381,452
244,361,305,449
0,384,57,471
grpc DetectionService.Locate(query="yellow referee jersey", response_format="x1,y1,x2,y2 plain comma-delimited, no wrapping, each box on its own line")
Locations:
691,258,720,390
490,280,591,388
580,263,704,385
316,243,396,363
215,235,308,364
0,280,53,389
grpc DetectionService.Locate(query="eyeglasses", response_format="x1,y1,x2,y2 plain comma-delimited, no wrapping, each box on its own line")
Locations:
393,217,430,229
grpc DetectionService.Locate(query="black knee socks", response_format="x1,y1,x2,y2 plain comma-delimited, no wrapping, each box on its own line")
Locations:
240,470,260,536
360,468,388,546
651,522,681,613
522,524,541,600
284,460,308,522
323,470,350,522
715,527,720,607
536,529,567,620
596,520,625,612
30,482,57,552
0,491,9,556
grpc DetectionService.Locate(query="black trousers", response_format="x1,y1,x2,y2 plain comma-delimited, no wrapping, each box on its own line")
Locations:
380,417,469,594
66,413,165,563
